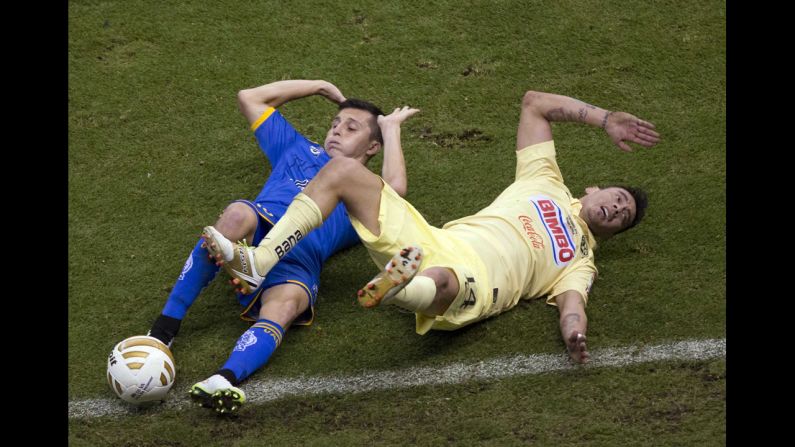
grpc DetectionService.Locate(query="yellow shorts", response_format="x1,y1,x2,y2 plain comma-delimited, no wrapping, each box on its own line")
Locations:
349,181,494,334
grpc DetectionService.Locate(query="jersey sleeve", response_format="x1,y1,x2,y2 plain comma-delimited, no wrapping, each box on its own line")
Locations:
515,140,565,183
545,260,597,307
251,107,304,166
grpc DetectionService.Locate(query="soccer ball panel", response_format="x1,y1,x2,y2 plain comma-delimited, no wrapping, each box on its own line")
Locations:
107,335,176,404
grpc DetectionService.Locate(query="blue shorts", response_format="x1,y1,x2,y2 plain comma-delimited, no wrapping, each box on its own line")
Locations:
233,200,320,326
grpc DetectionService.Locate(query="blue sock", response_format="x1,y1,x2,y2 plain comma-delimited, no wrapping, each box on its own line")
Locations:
221,319,285,383
161,239,220,320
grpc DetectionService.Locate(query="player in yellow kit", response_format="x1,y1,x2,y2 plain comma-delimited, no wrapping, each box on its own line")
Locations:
202,89,660,364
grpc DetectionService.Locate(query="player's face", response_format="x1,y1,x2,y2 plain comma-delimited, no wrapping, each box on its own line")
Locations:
324,108,378,160
580,187,636,238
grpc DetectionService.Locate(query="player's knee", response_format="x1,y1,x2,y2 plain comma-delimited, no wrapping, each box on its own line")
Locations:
270,299,299,319
260,294,306,322
321,157,363,185
421,267,457,297
217,203,256,236
437,275,457,298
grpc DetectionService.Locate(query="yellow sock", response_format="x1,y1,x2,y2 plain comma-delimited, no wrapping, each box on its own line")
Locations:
384,275,437,313
253,193,323,272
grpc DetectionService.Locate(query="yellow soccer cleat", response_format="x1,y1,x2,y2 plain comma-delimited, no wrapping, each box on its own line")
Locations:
357,245,423,308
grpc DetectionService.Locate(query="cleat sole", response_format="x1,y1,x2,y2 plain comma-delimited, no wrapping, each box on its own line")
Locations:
357,245,423,308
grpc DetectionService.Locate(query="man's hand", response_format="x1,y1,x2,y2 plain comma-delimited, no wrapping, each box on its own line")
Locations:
566,331,590,364
604,111,661,152
317,81,346,104
378,106,420,129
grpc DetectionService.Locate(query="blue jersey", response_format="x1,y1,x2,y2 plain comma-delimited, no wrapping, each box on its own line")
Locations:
250,107,360,274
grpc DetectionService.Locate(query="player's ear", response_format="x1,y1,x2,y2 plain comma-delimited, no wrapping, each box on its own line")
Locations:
366,141,381,156
584,186,600,195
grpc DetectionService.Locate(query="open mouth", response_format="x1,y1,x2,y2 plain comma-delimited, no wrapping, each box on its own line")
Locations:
601,206,608,219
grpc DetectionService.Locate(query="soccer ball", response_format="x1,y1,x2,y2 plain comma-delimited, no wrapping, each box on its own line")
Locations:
106,335,176,404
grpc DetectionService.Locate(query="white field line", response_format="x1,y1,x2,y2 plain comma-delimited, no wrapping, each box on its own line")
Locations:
69,338,725,419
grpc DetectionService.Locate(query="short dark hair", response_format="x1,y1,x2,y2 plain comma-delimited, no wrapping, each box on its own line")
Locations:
339,98,384,145
612,185,648,235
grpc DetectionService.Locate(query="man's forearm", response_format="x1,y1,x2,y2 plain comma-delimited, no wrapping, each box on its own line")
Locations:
530,91,612,129
557,290,588,339
238,80,330,109
380,124,408,196
560,311,587,340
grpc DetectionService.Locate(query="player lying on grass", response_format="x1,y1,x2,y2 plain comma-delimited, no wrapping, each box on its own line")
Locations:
203,89,659,377
145,78,418,414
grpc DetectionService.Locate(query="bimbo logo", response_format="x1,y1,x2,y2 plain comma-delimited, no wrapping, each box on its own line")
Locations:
530,196,576,266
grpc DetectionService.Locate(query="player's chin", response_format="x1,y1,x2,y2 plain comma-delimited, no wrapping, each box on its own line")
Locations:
327,148,347,158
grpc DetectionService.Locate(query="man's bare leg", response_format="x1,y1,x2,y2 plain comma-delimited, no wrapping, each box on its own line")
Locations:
358,246,460,317
203,157,384,293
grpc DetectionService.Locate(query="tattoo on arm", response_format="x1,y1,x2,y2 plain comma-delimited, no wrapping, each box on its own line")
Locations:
548,107,582,123
601,111,613,129
578,103,596,122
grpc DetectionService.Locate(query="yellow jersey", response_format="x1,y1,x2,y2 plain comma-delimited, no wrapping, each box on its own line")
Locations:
443,140,597,314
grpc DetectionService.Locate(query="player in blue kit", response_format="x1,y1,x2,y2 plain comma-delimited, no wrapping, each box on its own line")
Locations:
146,79,419,413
